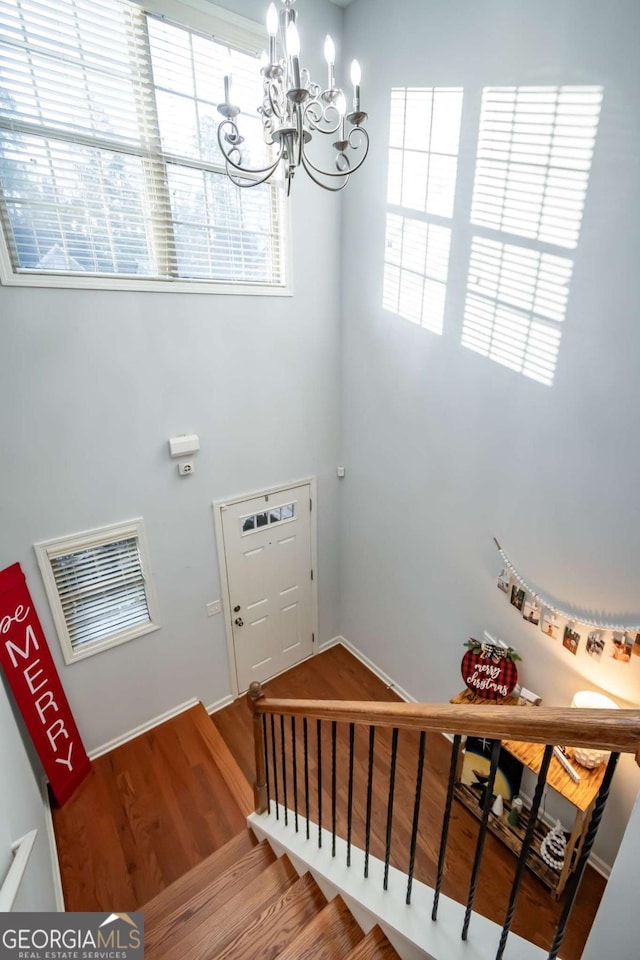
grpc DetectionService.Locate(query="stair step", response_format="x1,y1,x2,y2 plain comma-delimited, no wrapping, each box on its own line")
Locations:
143,829,258,926
144,837,275,952
212,871,327,960
346,926,401,960
273,895,365,960
146,854,299,960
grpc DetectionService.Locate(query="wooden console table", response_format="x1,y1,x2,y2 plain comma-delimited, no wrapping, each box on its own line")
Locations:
451,689,606,898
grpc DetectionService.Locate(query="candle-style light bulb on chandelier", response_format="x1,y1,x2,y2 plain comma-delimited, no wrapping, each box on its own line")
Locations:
216,0,369,194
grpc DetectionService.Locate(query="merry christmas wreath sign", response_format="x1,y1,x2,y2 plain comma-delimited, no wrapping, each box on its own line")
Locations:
462,640,521,700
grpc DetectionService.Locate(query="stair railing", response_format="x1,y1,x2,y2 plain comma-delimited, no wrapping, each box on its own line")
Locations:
248,683,640,960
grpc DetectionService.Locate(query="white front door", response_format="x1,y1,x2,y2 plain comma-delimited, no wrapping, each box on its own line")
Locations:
219,482,315,693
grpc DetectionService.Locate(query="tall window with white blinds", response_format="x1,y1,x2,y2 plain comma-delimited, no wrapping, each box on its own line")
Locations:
0,0,287,291
35,519,161,663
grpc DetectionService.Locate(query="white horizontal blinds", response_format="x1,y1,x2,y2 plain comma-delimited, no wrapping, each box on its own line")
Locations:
462,237,572,386
0,0,159,273
167,164,282,282
49,535,151,649
471,86,603,249
0,0,285,284
145,14,283,284
0,0,152,144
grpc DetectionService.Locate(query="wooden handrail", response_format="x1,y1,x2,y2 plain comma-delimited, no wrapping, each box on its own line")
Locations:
248,691,640,755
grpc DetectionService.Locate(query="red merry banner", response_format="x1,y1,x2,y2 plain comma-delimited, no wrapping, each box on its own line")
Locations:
0,562,91,805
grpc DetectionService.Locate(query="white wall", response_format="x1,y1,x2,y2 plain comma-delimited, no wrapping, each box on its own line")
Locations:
339,0,640,868
0,676,57,911
0,0,344,754
583,786,640,959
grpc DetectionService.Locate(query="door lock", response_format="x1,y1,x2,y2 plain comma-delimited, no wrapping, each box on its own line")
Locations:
233,605,241,612
234,617,244,627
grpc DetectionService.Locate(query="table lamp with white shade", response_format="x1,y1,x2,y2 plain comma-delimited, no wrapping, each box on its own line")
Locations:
571,690,619,769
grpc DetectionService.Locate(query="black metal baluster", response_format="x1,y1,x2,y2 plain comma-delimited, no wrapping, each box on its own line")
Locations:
383,727,399,890
347,723,355,867
270,713,279,820
317,719,323,848
331,720,337,857
547,751,620,960
280,714,288,826
461,738,501,940
432,734,461,920
291,717,299,833
406,730,426,905
496,743,553,959
303,717,310,839
262,713,271,815
364,725,376,879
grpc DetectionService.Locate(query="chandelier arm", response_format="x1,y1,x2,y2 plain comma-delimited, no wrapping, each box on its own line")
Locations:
300,128,370,180
225,163,281,189
295,104,304,169
303,99,341,136
217,120,285,176
266,78,285,122
300,152,350,192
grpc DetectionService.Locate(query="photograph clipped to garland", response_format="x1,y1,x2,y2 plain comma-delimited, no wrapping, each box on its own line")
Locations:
493,537,640,672
461,639,520,700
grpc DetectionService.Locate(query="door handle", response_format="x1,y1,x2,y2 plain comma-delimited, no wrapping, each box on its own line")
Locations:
234,617,244,627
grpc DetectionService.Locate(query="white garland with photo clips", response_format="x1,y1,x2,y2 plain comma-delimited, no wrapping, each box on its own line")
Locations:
494,538,640,633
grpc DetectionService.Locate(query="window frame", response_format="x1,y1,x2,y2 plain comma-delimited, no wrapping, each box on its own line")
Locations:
35,518,161,665
0,0,292,296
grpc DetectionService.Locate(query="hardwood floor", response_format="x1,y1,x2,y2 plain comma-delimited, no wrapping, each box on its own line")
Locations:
52,704,250,911
51,645,605,959
213,645,606,960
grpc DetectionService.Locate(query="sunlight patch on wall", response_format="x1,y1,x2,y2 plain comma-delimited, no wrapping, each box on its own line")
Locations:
471,86,603,249
462,237,573,385
388,87,463,217
384,87,463,334
383,213,451,334
463,84,603,384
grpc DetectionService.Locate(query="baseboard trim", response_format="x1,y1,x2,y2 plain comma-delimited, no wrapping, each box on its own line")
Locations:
41,778,65,912
206,694,234,715
319,636,613,879
88,698,199,760
319,636,417,704
586,851,611,880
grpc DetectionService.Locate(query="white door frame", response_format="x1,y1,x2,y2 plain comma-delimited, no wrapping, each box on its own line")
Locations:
213,476,319,699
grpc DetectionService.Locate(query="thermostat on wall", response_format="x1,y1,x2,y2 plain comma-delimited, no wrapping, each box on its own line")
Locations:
169,434,200,458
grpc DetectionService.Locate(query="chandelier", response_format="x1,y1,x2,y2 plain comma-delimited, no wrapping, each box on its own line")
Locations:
217,0,369,194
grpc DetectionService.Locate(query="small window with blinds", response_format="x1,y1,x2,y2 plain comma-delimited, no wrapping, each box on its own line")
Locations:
0,0,288,292
35,519,160,664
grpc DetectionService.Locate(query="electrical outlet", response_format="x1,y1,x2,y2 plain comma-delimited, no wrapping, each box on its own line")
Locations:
206,600,222,617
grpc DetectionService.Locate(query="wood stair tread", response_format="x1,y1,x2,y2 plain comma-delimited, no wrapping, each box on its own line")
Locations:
146,854,299,960
345,926,400,960
144,837,275,951
143,828,257,924
271,895,365,960
212,871,327,960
